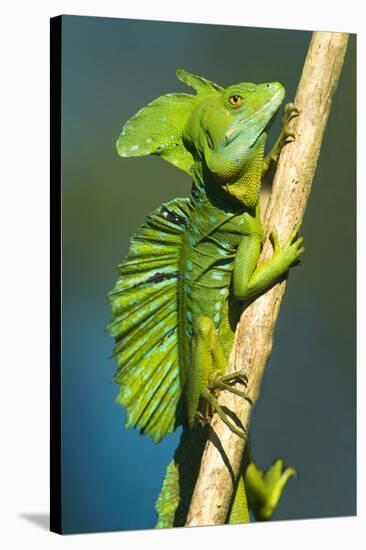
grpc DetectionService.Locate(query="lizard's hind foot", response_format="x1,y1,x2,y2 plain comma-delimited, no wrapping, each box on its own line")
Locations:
219,369,248,386
208,369,251,403
201,388,246,439
195,411,212,428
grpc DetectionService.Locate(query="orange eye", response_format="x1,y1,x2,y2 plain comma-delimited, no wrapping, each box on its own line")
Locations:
229,95,242,107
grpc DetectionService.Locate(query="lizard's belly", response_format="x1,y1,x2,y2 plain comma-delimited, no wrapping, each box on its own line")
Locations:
177,197,262,371
186,249,232,326
179,231,238,366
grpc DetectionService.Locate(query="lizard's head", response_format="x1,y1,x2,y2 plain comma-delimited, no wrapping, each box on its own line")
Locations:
116,69,284,191
184,80,284,183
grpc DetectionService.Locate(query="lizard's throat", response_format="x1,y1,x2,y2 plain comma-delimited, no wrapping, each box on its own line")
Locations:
222,172,262,209
191,132,266,210
191,164,261,213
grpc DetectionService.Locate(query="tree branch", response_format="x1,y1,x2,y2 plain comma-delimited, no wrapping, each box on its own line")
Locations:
185,31,349,527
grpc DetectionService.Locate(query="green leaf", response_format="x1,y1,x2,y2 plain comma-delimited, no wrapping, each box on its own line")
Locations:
245,458,297,521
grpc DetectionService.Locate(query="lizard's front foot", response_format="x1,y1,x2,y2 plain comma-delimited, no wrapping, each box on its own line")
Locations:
267,102,300,165
269,222,305,272
244,458,297,521
280,102,300,144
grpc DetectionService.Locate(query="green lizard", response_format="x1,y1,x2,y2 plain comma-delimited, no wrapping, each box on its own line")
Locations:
108,68,302,527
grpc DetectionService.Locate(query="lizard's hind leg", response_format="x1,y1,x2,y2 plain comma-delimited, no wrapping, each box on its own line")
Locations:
201,388,246,439
188,316,249,439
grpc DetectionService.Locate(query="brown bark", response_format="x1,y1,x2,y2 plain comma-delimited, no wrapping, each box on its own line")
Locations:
185,31,349,527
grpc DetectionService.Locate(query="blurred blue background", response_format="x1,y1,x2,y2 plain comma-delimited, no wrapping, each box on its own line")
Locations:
60,16,356,533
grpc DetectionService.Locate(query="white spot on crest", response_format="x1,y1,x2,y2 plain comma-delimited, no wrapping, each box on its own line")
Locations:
161,117,167,122
146,137,153,144
130,145,139,151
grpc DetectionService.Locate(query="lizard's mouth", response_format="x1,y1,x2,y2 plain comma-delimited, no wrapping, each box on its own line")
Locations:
225,114,276,149
224,86,285,149
225,125,263,148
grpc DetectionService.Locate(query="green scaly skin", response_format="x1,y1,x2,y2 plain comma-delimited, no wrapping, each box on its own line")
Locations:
109,69,302,527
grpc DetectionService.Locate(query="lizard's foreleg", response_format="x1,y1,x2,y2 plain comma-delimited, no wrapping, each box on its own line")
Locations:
233,226,304,302
262,102,299,174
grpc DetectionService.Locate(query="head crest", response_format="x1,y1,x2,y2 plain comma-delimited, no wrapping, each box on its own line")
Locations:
176,68,223,94
116,68,222,174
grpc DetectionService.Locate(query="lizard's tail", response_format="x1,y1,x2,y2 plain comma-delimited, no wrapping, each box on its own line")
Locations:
155,427,251,528
155,430,295,527
155,426,209,528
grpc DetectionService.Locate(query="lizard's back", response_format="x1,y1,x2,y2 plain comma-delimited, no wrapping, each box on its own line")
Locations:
108,183,259,443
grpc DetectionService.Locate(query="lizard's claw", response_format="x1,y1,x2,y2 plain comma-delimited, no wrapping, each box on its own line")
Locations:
288,221,302,242
209,369,248,387
280,103,300,144
283,102,300,123
266,102,299,166
195,411,211,427
269,222,304,268
269,231,280,255
286,222,305,264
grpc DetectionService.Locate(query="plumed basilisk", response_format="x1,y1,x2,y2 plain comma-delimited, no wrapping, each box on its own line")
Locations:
108,68,303,527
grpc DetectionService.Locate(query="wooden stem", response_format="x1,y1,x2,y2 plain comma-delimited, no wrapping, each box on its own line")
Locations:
185,31,349,527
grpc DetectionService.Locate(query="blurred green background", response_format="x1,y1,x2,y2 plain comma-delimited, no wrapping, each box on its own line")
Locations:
60,15,356,533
